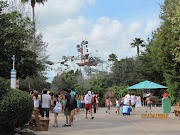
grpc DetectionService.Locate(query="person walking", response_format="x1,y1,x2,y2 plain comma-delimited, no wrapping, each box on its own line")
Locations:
96,94,99,111
70,90,77,125
77,94,81,113
145,94,152,113
116,97,120,114
106,97,110,114
62,94,65,113
92,92,97,113
63,88,71,127
85,91,94,119
41,89,51,118
81,93,85,111
124,92,131,106
131,92,137,112
52,94,62,127
50,93,54,113
143,91,147,107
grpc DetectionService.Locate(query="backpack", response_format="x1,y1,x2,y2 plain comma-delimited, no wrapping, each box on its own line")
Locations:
54,101,62,113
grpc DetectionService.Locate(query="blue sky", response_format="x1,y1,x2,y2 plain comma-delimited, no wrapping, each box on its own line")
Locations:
23,0,165,62
83,0,163,21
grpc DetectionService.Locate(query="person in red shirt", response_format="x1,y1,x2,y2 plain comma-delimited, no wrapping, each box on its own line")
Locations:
163,91,168,98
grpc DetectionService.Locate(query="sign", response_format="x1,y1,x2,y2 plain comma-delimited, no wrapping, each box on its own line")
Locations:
11,69,16,89
109,89,114,97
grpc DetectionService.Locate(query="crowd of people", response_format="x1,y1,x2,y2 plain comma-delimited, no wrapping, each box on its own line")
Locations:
30,89,169,127
106,92,138,114
106,90,169,114
30,89,99,127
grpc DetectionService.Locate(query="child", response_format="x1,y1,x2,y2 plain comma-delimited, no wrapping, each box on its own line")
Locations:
53,94,62,127
77,95,81,113
145,94,152,113
116,97,120,114
33,94,40,109
106,97,110,114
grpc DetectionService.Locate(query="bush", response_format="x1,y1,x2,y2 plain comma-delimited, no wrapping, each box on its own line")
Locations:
0,88,33,131
99,96,105,107
0,77,10,99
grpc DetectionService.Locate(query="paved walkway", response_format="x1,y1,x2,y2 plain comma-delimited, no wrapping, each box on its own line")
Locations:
36,107,180,135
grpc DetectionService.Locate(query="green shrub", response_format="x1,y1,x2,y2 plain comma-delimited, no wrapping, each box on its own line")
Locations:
99,96,105,107
0,77,10,99
0,88,33,131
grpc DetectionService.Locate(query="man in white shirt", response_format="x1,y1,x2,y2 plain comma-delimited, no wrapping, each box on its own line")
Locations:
41,89,51,118
85,91,94,119
124,92,131,106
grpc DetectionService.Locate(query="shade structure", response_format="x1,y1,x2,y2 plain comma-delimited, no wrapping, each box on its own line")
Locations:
127,80,167,89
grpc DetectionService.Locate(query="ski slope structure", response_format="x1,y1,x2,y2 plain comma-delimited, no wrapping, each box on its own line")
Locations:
44,59,114,83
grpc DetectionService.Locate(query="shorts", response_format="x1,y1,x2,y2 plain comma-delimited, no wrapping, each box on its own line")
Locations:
147,102,151,108
143,97,146,101
132,104,136,108
107,105,110,110
116,105,120,108
64,108,71,116
85,104,92,110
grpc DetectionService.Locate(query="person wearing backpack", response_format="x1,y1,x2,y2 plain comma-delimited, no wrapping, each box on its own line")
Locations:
52,94,62,127
63,88,71,126
70,90,77,125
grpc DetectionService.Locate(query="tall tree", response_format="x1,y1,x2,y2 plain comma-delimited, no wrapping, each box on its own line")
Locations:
21,0,47,50
108,53,118,61
111,57,144,86
139,0,180,103
131,38,145,56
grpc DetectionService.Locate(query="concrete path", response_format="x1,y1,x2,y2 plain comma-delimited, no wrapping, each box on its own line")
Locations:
36,107,180,135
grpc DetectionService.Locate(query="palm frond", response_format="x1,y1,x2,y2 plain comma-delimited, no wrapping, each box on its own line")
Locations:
36,0,47,4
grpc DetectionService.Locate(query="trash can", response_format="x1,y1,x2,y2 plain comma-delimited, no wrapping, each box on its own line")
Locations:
162,98,171,113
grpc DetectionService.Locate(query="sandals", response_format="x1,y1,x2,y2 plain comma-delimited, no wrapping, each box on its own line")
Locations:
63,124,69,127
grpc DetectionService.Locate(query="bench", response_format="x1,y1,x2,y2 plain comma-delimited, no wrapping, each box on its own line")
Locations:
174,102,180,117
26,109,50,131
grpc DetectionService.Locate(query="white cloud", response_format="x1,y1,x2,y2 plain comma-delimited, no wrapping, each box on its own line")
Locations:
32,0,160,61
44,15,147,61
35,0,95,26
128,21,143,33
144,19,160,34
6,0,161,63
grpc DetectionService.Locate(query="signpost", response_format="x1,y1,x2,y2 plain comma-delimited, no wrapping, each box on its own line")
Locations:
11,55,16,89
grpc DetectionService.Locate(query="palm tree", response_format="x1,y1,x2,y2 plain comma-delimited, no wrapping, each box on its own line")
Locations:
131,38,145,56
21,0,47,49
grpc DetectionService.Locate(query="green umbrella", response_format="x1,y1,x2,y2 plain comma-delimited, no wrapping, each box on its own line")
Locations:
127,80,167,89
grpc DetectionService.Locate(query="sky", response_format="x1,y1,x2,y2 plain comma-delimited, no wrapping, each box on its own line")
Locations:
14,0,165,62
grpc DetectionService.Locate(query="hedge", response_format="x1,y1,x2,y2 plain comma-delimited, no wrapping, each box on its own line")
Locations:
0,77,10,99
0,88,33,131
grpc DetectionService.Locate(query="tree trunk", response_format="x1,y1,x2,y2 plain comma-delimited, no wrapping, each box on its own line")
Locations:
137,46,139,56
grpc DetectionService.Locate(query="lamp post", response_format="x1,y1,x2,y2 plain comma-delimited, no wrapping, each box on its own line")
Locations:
11,55,16,89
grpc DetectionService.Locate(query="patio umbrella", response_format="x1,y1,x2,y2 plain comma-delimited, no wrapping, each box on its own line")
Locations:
127,80,167,89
